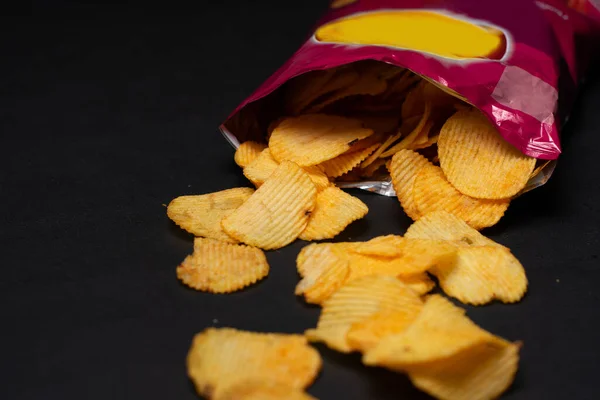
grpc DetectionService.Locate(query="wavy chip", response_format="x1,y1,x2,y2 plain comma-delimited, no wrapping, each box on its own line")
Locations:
407,341,520,400
388,150,433,220
363,295,499,368
438,109,536,199
399,273,436,295
167,187,254,242
176,238,269,293
222,161,317,250
347,308,423,353
299,187,368,241
405,211,503,248
235,141,268,168
305,275,424,352
303,165,331,191
432,245,528,305
269,114,374,166
243,148,280,187
214,381,317,400
319,144,379,178
380,102,432,158
187,328,322,399
413,164,510,230
295,244,350,305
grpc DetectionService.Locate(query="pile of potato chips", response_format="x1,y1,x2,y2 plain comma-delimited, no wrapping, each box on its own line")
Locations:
167,60,535,399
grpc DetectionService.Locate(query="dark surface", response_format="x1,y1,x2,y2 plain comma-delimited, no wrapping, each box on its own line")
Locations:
2,3,600,400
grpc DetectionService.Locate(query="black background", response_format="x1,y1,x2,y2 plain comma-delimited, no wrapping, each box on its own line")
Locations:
2,2,600,399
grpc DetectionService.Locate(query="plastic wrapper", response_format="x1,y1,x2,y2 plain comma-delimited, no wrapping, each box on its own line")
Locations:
220,0,600,196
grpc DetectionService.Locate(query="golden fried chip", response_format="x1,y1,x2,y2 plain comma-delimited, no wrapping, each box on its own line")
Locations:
413,164,510,230
214,381,317,400
167,187,254,242
243,148,280,187
187,328,322,399
299,187,368,241
222,161,317,250
284,69,338,115
405,211,503,248
407,341,520,400
292,68,360,114
438,109,536,199
401,83,425,120
235,141,268,168
295,244,350,304
431,245,528,305
347,308,423,352
305,275,424,352
269,114,374,167
319,144,379,178
380,102,431,158
176,238,269,293
362,158,387,177
302,165,330,192
388,149,432,220
307,72,388,113
363,295,498,367
360,131,402,168
398,273,436,295
349,235,405,257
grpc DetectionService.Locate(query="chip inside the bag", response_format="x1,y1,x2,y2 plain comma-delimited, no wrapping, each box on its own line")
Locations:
176,237,269,293
234,141,268,168
213,381,317,400
186,328,322,399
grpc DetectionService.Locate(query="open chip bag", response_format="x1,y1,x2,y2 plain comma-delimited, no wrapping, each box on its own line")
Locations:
220,0,600,198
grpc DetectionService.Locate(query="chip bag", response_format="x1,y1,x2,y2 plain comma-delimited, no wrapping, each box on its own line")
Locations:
219,0,599,196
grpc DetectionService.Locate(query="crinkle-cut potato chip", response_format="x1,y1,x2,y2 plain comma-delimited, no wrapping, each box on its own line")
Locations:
363,295,500,368
383,70,420,102
234,141,267,168
303,165,331,191
307,71,388,113
305,275,424,352
361,131,402,168
214,381,317,400
405,211,503,248
293,68,360,115
186,328,322,399
284,68,337,115
295,244,350,305
431,245,528,305
413,164,510,230
388,149,432,220
362,158,387,177
167,187,254,242
269,114,374,167
401,83,425,120
398,273,436,295
176,238,269,293
319,144,379,178
347,308,423,352
349,235,405,257
380,102,431,158
407,341,520,400
438,109,536,199
222,161,317,250
243,148,280,187
299,186,368,241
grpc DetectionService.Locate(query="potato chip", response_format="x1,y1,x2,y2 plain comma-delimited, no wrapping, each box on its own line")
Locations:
243,148,280,187
438,109,536,199
388,149,432,220
295,244,350,305
360,131,402,168
431,245,528,305
269,114,374,166
299,186,368,241
413,164,510,230
307,71,388,113
405,211,503,248
235,141,268,168
176,238,269,293
383,70,420,102
349,235,405,257
187,328,322,398
292,68,360,114
284,69,338,115
407,341,520,400
303,165,331,191
363,295,498,368
167,187,254,242
380,102,431,158
214,381,317,400
347,309,422,352
401,83,425,120
399,273,436,295
319,144,379,178
222,161,317,250
305,275,424,352
359,113,400,134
